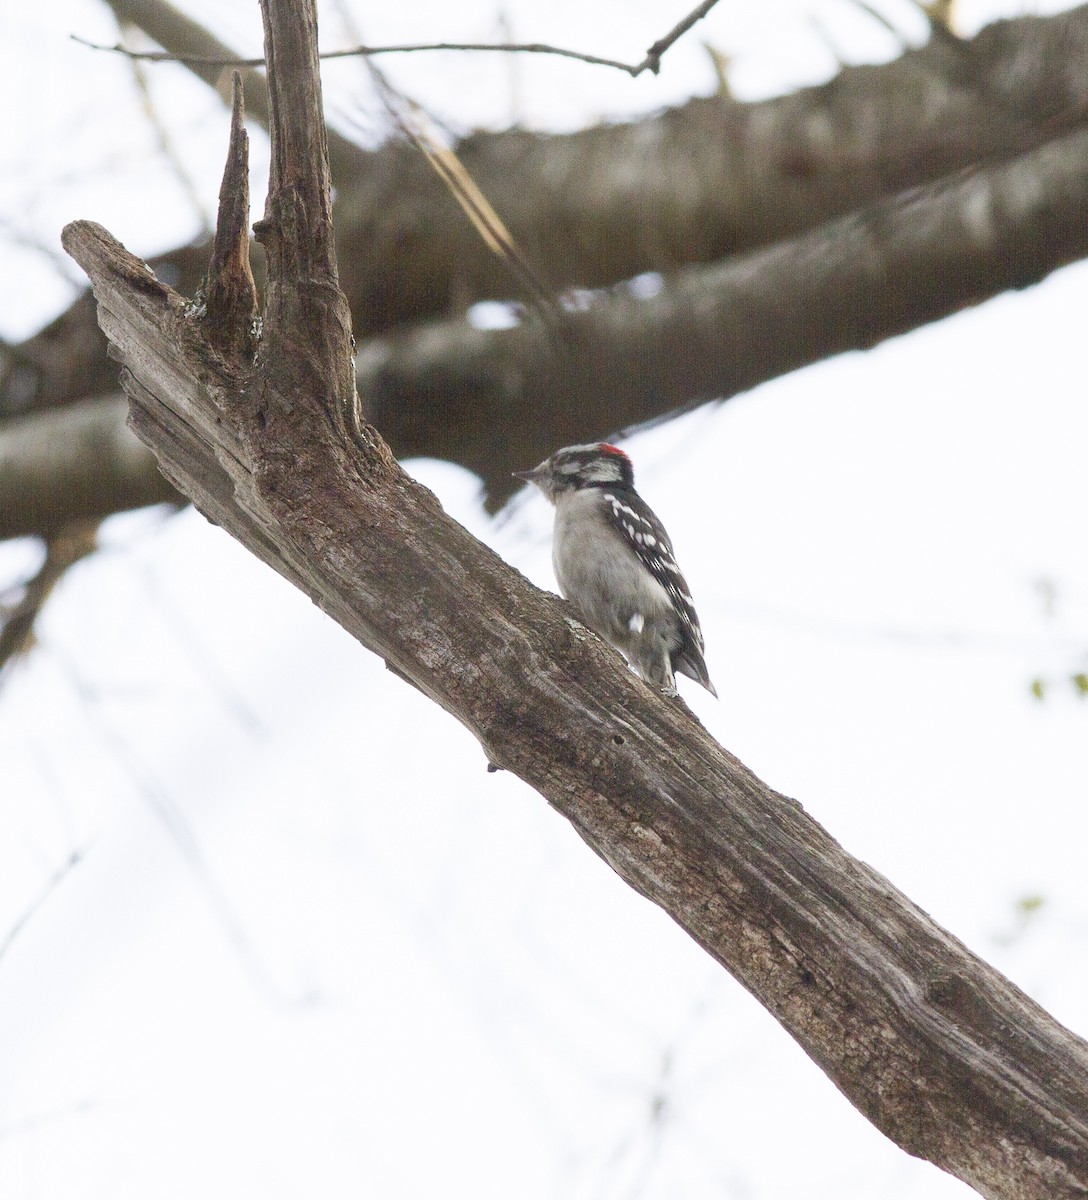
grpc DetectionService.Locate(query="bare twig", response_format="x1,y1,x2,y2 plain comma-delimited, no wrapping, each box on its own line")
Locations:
72,34,633,72
390,100,559,321
71,1,723,78
0,851,85,965
356,37,560,323
0,522,99,676
639,0,722,74
123,21,213,236
846,0,913,48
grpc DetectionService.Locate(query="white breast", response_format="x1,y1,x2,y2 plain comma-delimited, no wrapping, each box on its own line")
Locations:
552,489,674,644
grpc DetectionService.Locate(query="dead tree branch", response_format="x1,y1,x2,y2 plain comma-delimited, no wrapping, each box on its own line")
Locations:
201,72,258,361
61,0,1088,1194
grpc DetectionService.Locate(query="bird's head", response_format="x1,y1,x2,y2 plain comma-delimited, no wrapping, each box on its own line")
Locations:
514,442,634,503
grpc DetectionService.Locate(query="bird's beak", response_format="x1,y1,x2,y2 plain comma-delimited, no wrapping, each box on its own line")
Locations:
512,467,539,483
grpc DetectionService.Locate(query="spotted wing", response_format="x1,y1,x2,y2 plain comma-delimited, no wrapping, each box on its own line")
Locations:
600,487,711,683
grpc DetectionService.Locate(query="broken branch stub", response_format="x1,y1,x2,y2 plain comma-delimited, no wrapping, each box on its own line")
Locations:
201,71,257,361
251,0,354,412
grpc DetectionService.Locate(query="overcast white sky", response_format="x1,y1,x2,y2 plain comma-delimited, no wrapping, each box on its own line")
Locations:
1,2,1086,1198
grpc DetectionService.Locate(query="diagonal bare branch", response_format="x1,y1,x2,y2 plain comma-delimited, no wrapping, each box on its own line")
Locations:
59,2,1088,1193
0,852,85,963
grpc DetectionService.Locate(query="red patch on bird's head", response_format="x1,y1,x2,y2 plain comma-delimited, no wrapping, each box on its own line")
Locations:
599,443,629,459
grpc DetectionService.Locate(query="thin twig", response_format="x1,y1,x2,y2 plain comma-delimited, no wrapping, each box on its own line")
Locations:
71,34,636,73
0,851,85,965
123,22,214,237
70,1,723,78
639,0,723,74
361,50,561,325
846,0,913,49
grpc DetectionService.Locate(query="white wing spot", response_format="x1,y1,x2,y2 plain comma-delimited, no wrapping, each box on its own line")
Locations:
605,494,641,522
628,613,645,633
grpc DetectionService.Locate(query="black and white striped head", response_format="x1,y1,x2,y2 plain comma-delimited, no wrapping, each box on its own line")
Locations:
515,443,635,503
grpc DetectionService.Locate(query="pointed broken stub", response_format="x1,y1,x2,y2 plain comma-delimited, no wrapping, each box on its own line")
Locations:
201,71,258,362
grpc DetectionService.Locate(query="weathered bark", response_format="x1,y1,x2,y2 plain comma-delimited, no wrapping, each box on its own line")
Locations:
200,73,258,362
61,1,1088,1195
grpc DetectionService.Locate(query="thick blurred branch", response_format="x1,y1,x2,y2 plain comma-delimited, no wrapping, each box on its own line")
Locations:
8,109,1085,537
0,396,180,539
5,5,1088,520
359,120,1088,502
328,7,1088,338
73,0,1088,339
60,0,1088,1190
